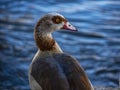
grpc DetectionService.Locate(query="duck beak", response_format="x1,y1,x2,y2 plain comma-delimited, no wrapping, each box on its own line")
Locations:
62,22,78,31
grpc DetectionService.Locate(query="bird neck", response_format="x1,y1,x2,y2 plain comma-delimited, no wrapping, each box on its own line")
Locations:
34,30,63,53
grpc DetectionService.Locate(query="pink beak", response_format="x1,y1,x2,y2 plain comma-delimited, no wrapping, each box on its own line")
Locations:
62,22,78,31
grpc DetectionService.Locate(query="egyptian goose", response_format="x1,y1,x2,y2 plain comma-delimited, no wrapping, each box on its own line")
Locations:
29,13,94,90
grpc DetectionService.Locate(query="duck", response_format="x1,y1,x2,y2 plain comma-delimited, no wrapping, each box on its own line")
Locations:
29,13,94,90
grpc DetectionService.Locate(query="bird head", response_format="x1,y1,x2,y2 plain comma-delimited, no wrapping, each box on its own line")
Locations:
35,13,77,34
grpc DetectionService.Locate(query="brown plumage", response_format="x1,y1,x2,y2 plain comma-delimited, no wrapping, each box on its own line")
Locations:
29,13,94,90
52,16,67,24
34,32,55,51
31,53,92,90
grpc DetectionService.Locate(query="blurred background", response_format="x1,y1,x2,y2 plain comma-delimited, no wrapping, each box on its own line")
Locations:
0,0,120,90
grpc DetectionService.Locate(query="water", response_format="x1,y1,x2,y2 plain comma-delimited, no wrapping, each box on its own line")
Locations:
0,0,120,89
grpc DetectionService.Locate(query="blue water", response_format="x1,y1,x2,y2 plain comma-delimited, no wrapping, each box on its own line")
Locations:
0,0,120,89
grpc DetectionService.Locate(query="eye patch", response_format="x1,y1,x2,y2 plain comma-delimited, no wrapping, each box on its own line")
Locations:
52,16,67,24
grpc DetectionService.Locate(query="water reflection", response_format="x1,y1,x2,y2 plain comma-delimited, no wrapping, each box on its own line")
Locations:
0,0,120,89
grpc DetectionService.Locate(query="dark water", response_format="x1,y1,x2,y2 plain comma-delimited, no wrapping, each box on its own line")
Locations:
0,0,120,89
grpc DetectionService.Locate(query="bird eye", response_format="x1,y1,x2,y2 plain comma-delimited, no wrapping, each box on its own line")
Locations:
52,16,62,24
55,18,61,24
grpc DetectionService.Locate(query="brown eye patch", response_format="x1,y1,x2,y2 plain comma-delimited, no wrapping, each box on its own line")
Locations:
52,16,67,24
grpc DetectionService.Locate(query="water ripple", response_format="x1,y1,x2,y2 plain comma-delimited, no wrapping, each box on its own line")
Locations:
0,0,120,89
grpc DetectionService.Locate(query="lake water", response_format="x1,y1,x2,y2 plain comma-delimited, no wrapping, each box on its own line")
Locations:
0,0,120,89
